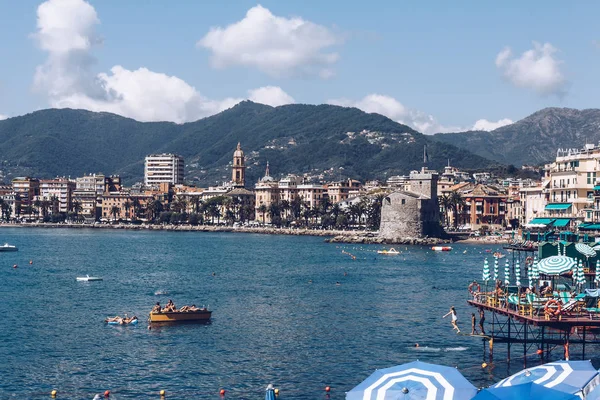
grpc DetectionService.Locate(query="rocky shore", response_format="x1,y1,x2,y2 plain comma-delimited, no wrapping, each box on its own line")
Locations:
0,222,348,237
325,232,452,245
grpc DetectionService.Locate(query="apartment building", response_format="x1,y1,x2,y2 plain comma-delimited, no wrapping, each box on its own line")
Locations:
39,178,76,213
144,154,184,186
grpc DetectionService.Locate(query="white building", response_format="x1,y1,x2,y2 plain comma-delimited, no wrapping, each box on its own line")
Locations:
39,178,75,213
144,154,184,186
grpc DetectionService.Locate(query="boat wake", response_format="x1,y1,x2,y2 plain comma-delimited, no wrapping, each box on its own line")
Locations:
154,290,168,296
445,346,468,351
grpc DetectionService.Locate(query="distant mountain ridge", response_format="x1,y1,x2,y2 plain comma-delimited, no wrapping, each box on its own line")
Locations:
0,101,497,185
434,107,600,167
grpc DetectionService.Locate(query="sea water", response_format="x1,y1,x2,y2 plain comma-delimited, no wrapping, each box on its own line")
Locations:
0,228,595,398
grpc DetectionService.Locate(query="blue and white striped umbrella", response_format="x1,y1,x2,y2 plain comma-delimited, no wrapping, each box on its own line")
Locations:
515,259,521,287
575,243,596,258
537,256,577,276
578,259,586,287
528,260,534,289
492,360,600,399
493,257,499,281
532,254,539,280
595,267,600,286
346,361,477,400
482,258,490,283
504,259,510,286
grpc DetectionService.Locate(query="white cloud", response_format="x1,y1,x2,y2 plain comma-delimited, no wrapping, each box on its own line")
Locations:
472,118,513,131
495,42,566,96
248,86,294,107
0,114,7,121
32,0,293,123
328,94,461,134
197,5,340,78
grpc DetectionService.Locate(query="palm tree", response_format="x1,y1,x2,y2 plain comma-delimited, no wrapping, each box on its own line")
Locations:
131,198,141,220
449,191,466,229
123,200,132,221
258,204,267,224
110,205,120,222
71,200,83,222
439,194,452,227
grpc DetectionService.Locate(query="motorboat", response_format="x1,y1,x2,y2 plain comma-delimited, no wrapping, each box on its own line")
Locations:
377,248,400,255
149,309,212,323
76,275,103,282
0,243,18,252
431,246,452,251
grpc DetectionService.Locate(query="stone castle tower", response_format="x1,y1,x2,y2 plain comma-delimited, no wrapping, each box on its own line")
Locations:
379,167,444,240
232,142,246,188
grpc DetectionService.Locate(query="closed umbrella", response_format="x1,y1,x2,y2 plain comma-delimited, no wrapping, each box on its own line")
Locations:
532,255,539,280
515,259,521,287
265,384,276,400
493,257,499,282
474,382,580,400
578,259,587,287
537,256,577,276
492,360,600,399
504,259,510,286
482,258,490,284
346,361,477,400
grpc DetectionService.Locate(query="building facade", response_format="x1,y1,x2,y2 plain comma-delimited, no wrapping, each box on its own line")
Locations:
144,154,184,186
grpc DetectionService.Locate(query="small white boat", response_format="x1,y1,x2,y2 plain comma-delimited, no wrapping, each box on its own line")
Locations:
377,248,400,255
0,243,18,252
76,275,103,282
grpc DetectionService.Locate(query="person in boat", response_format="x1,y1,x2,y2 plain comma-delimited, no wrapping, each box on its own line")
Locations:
163,299,176,312
442,306,460,333
189,304,200,311
151,302,161,313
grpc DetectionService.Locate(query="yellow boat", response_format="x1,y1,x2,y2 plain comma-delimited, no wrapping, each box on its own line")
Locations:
377,248,400,255
149,309,212,323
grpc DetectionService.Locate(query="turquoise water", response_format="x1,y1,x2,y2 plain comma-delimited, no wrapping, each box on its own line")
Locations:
0,228,593,399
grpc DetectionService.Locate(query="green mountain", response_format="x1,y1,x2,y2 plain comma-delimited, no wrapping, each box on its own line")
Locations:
0,101,498,185
433,107,600,167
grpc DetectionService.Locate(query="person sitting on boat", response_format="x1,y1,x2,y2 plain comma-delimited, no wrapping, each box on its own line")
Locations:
163,299,176,312
105,316,123,323
151,302,161,313
179,305,191,312
189,304,200,311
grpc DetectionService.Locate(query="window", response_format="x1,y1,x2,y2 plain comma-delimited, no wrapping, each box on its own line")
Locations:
401,199,406,205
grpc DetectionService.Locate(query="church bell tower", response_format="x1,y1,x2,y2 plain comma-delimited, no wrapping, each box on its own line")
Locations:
232,142,246,188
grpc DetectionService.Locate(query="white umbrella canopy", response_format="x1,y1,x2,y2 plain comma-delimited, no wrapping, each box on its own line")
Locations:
575,243,596,258
537,256,577,276
515,260,521,287
493,257,499,281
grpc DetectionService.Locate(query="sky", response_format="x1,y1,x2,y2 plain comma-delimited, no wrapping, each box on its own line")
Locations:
0,0,599,134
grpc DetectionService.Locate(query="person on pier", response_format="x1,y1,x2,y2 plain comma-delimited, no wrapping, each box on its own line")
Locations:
478,308,486,335
443,306,460,333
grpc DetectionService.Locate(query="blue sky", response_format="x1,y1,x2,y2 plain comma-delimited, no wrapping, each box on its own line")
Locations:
0,0,598,133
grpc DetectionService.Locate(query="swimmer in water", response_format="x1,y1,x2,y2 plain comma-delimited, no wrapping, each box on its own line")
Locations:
414,343,419,348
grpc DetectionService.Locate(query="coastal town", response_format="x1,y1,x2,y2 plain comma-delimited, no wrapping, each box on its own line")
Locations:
1,141,599,239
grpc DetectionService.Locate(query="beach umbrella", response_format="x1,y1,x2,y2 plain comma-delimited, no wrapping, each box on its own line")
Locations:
578,259,587,287
491,360,600,399
593,244,600,251
493,257,499,281
482,258,490,284
537,256,577,276
265,384,276,400
595,266,600,287
515,259,521,287
345,361,477,400
575,243,596,258
474,382,580,400
504,259,510,286
532,254,539,280
528,261,534,289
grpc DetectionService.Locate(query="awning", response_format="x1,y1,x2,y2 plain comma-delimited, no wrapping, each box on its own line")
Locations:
580,224,600,230
594,185,600,190
545,203,572,210
552,218,571,227
529,218,553,224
